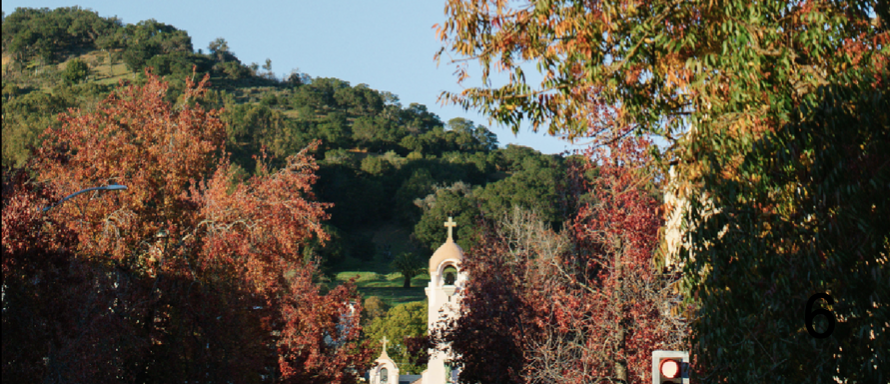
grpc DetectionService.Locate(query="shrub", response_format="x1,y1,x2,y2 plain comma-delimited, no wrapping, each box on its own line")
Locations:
62,58,88,84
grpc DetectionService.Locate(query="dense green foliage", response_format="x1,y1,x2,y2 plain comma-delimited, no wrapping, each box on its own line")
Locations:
62,58,88,84
2,6,118,63
364,302,429,374
2,89,73,167
685,71,889,382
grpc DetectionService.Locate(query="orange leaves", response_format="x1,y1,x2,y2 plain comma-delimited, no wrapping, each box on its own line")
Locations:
553,18,572,37
35,70,226,263
437,0,649,140
190,143,330,282
440,0,883,173
278,276,372,383
433,23,448,41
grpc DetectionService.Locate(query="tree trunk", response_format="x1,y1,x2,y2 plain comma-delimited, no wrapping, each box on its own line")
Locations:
403,274,411,288
614,323,627,383
613,238,628,383
108,50,113,77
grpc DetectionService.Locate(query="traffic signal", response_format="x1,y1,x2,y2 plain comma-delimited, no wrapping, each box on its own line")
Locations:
652,350,689,384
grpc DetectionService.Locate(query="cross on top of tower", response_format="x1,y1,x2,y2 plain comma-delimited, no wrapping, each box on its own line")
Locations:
444,216,457,242
378,335,391,360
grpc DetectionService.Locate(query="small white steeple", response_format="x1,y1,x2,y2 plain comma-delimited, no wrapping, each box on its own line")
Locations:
371,336,399,384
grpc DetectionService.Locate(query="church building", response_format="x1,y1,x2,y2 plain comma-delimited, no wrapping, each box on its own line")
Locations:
367,217,465,384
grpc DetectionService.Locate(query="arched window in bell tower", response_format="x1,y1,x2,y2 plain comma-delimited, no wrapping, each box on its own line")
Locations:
443,265,457,286
380,367,388,383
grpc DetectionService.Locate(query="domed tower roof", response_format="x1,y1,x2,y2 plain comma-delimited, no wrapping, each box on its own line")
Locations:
429,216,463,273
429,238,463,273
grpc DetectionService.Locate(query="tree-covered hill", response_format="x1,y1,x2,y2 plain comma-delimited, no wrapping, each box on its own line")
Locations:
2,6,573,274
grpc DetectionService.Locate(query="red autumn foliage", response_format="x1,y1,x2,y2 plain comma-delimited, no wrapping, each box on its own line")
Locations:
439,138,688,384
2,71,371,383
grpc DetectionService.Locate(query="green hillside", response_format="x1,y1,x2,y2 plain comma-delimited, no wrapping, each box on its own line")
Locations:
1,7,573,301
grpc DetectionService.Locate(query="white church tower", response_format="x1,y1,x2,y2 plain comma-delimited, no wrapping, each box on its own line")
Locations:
420,216,465,384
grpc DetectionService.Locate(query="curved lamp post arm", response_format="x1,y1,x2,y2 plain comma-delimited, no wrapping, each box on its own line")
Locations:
43,184,128,213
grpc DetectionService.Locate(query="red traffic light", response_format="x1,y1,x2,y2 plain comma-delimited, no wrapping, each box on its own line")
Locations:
653,350,687,383
660,358,680,378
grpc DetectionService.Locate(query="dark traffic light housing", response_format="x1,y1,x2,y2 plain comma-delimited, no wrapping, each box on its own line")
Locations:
652,350,689,383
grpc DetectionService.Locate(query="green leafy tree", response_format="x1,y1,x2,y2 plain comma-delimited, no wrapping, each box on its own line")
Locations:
476,148,564,224
145,52,213,79
394,168,436,224
362,296,391,325
117,19,191,74
285,69,310,87
317,112,353,149
399,135,424,153
322,148,357,167
62,58,89,84
208,37,232,62
352,116,380,147
122,41,159,72
217,61,249,80
360,155,393,176
400,103,443,135
154,29,192,53
390,252,424,288
2,91,74,167
334,83,384,116
221,103,290,172
364,302,429,374
291,77,352,111
446,118,498,152
352,114,405,150
2,7,117,63
413,181,480,252
416,126,453,155
302,224,349,268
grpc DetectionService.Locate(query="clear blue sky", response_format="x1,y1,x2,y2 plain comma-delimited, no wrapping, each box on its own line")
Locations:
3,1,588,155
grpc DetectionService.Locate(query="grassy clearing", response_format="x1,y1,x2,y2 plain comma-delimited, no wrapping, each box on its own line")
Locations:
282,109,301,119
325,221,429,306
334,270,430,307
55,50,133,85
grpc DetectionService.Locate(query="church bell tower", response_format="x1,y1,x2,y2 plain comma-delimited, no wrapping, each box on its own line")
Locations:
421,216,465,384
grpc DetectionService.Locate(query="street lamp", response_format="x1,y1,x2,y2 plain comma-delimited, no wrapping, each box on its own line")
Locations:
42,184,128,212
